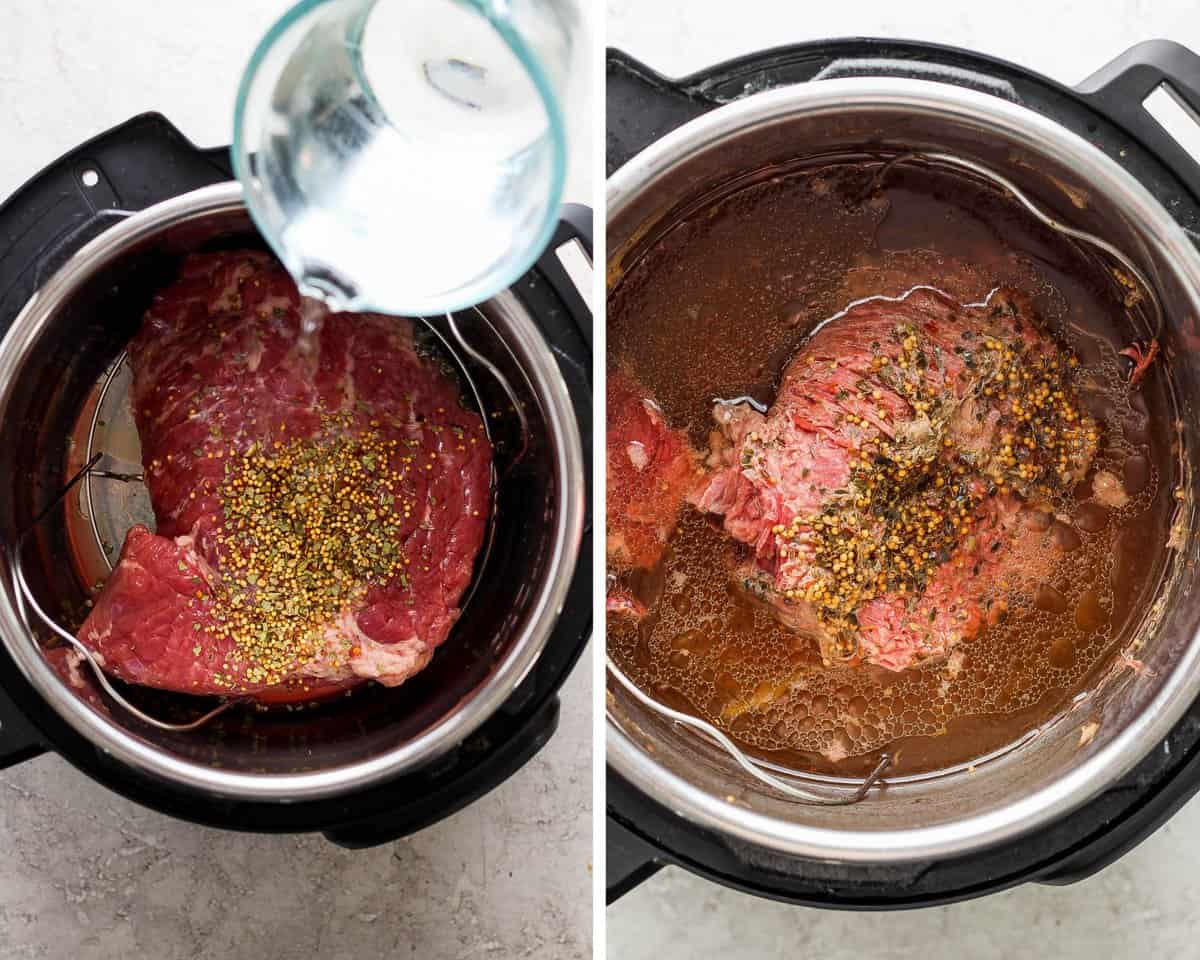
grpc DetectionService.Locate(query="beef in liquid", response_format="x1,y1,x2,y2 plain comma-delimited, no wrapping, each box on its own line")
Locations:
606,156,1175,777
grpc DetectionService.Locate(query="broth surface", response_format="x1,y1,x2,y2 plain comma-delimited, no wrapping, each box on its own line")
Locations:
607,155,1175,777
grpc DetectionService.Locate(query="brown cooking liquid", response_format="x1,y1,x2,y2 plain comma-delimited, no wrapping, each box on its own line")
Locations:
607,155,1175,777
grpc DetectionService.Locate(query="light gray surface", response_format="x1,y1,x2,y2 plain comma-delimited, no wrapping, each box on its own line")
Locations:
0,3,592,959
609,793,1200,959
0,661,589,960
607,1,1200,958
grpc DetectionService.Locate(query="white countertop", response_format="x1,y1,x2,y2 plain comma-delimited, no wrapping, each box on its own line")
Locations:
0,3,592,958
606,2,1200,958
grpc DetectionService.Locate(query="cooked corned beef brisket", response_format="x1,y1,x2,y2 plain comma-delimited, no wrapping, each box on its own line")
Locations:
692,287,1097,670
605,367,696,615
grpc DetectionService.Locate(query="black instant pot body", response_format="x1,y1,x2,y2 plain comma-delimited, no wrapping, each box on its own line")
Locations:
607,38,1200,906
0,116,592,848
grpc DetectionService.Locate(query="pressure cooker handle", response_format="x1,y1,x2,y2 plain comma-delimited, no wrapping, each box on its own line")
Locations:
1078,39,1200,199
605,42,1022,174
0,684,47,770
607,813,665,903
555,203,593,258
1035,721,1200,886
500,206,594,711
0,113,230,330
535,205,594,352
606,50,713,175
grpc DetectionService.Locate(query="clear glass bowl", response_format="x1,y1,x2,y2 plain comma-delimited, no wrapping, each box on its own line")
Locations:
232,0,575,315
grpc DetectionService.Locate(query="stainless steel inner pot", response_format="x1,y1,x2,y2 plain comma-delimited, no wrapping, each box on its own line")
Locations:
0,182,585,801
607,77,1200,862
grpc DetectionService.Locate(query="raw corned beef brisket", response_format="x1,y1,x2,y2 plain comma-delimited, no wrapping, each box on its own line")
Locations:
74,251,491,698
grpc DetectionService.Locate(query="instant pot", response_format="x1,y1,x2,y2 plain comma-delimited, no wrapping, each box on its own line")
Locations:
0,114,592,846
607,38,1200,905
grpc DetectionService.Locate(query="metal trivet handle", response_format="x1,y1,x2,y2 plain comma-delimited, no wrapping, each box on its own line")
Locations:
12,454,244,732
606,655,890,805
882,151,1164,342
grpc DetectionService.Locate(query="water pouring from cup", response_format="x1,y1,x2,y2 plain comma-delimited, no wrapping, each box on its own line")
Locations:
233,0,576,316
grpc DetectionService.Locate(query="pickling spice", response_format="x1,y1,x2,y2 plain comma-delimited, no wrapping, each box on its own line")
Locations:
208,417,413,686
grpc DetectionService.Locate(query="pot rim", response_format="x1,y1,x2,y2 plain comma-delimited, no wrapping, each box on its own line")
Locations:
605,76,1200,863
0,181,586,801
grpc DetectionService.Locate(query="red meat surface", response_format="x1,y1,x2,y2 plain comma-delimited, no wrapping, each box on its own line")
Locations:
605,368,696,615
75,251,491,697
692,287,1094,671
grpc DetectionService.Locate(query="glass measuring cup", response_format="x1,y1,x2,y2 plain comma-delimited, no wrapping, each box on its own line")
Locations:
232,0,576,316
